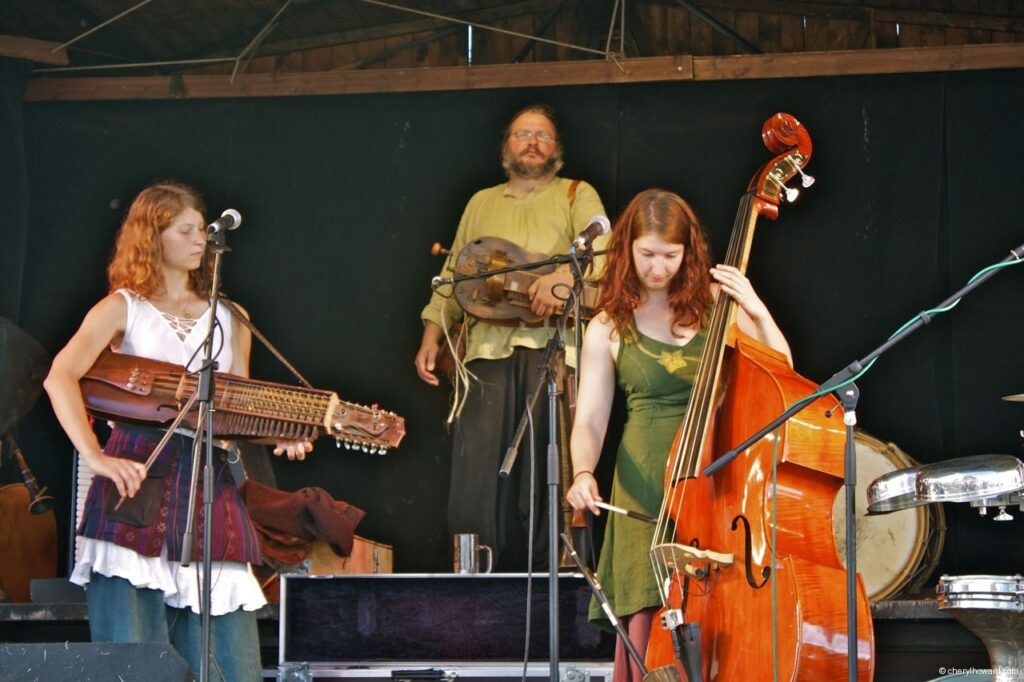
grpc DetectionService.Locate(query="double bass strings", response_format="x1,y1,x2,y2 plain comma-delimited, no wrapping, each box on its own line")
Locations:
649,192,757,605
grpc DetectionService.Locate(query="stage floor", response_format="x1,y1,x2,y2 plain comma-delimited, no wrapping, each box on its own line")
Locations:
0,583,991,682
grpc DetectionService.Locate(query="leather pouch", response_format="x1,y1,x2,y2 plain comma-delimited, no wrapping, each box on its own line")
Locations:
103,470,166,528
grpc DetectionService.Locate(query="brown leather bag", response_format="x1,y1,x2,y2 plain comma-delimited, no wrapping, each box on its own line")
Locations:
103,471,165,527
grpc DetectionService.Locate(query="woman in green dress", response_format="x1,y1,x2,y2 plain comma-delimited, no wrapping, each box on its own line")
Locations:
566,188,792,682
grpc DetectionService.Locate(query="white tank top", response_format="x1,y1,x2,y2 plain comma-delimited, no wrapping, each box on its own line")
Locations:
114,288,235,372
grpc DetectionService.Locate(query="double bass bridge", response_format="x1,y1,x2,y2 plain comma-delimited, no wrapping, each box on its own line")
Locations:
650,542,734,579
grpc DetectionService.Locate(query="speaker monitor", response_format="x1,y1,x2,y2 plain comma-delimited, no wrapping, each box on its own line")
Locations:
0,642,194,681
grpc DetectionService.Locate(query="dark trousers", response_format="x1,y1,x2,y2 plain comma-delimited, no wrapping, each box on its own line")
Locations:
448,347,563,571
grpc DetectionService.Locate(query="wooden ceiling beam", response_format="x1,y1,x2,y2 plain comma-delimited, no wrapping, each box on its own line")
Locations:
692,43,1024,80
26,55,689,100
0,34,69,65
23,42,1024,102
653,0,1024,34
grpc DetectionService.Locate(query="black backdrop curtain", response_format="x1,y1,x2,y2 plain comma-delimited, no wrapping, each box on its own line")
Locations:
0,58,42,538
9,68,1023,576
0,58,31,321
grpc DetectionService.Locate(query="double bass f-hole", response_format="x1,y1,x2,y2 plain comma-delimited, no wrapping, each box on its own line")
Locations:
731,515,771,589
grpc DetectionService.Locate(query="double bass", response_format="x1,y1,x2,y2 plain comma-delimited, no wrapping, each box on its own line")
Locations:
645,114,874,680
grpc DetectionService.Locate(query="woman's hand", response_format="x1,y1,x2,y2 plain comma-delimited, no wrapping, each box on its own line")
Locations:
273,440,314,461
711,264,792,364
83,450,147,499
711,265,770,322
566,471,604,515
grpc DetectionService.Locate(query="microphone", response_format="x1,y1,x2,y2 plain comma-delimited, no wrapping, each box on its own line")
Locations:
572,215,611,250
207,208,242,234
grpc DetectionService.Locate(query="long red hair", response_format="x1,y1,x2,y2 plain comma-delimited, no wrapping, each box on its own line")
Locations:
107,181,210,298
597,188,714,340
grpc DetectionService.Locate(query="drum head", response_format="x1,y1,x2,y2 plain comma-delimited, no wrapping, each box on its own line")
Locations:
833,431,945,601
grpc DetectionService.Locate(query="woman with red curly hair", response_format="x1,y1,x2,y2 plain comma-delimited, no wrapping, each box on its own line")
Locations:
45,181,311,681
566,188,791,682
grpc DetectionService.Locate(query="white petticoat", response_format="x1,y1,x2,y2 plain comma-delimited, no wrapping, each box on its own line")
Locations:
71,537,268,616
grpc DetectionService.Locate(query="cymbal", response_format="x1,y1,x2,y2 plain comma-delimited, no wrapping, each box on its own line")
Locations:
1003,394,1024,402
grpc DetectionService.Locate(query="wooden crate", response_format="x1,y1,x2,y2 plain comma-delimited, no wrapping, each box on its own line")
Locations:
307,536,393,575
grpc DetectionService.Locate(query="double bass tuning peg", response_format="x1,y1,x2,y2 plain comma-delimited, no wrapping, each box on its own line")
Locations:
781,168,814,203
431,243,451,257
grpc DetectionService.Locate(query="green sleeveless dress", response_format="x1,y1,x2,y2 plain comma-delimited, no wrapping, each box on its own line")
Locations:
589,320,707,628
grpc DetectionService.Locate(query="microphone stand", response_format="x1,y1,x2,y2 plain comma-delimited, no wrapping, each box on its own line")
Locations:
179,228,230,682
561,532,648,675
702,240,1024,681
497,247,592,682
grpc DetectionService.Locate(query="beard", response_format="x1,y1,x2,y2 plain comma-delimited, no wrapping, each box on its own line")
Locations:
502,147,564,179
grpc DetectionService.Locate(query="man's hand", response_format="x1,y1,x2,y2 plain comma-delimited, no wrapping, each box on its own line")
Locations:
528,268,573,318
414,322,444,386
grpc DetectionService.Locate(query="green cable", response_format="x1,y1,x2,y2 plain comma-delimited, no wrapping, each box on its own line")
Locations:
768,253,1023,673
772,428,781,682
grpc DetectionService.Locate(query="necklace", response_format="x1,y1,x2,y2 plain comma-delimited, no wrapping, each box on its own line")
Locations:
151,292,197,320
168,297,194,319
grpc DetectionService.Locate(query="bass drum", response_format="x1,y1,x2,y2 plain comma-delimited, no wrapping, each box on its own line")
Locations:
832,430,946,601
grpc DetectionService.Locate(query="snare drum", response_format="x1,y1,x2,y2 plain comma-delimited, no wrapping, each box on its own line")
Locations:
832,430,946,601
937,575,1024,682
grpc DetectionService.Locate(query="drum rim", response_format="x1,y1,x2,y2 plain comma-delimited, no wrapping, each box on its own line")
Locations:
937,576,1023,613
938,573,1024,594
838,431,946,602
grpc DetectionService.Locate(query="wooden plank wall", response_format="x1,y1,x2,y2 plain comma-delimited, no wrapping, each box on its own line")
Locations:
187,0,1023,77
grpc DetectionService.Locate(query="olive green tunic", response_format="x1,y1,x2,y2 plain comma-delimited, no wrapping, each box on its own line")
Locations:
589,321,707,629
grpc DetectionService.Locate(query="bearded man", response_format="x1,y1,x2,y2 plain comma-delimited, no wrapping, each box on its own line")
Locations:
415,104,607,571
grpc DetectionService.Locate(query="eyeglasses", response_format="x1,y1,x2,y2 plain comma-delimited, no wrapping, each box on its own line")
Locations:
511,130,555,143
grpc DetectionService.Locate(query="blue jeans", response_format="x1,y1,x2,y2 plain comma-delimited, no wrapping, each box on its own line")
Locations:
87,572,262,682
